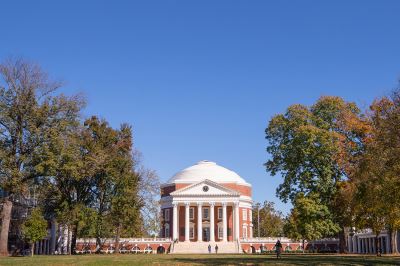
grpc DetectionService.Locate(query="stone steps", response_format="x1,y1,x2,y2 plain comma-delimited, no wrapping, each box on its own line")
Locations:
172,241,238,254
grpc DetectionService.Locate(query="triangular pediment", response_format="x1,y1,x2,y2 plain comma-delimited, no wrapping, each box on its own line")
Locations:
170,179,240,197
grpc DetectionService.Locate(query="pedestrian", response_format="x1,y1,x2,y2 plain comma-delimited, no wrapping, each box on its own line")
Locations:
208,244,211,254
274,240,282,259
215,244,218,254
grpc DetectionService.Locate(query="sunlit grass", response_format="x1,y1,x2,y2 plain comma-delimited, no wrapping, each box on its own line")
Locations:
0,253,399,266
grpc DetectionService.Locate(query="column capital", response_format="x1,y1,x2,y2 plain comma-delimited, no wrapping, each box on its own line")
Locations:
222,202,227,207
197,202,203,206
209,202,215,207
172,202,178,208
234,202,239,207
185,202,191,207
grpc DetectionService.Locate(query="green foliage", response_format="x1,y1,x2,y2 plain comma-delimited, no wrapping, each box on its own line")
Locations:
284,194,340,241
265,96,368,244
21,208,48,244
253,201,284,237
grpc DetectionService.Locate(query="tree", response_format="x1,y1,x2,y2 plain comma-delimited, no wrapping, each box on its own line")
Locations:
284,193,340,249
265,96,369,252
350,90,400,254
21,208,48,256
109,123,143,253
0,58,83,255
136,153,161,237
252,201,284,237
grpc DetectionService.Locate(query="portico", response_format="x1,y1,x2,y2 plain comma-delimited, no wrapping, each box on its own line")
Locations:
160,161,253,253
170,200,240,243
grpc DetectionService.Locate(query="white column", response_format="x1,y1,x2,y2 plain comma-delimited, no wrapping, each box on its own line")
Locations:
50,219,56,254
348,236,352,253
185,203,190,242
234,202,240,241
249,226,253,239
222,203,227,242
35,241,39,255
385,235,390,254
372,237,375,254
197,203,202,242
173,203,178,241
210,202,215,242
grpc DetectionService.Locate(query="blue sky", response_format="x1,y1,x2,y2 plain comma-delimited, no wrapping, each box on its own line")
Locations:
1,1,399,213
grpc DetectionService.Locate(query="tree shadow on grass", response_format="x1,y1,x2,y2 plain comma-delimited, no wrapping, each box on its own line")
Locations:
172,255,400,266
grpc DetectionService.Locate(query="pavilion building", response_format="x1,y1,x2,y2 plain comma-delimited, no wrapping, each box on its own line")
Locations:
160,160,253,253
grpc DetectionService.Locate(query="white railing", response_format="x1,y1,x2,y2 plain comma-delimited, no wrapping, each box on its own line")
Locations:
76,237,172,244
240,237,293,243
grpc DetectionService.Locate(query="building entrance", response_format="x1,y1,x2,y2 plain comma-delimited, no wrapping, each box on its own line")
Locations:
203,227,210,242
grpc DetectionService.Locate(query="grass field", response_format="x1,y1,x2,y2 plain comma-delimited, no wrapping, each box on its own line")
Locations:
0,254,399,266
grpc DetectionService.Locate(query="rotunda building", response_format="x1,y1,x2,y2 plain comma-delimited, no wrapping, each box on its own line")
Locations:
160,160,253,250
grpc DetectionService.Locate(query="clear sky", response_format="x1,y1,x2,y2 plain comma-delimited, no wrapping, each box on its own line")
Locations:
1,0,399,213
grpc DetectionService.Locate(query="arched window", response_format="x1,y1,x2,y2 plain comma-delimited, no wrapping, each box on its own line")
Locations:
260,245,267,253
131,246,140,254
144,246,153,254
157,246,165,254
285,246,292,252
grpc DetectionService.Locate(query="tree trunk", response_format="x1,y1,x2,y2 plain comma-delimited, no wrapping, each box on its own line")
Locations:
0,198,13,256
390,229,398,254
302,239,305,253
31,243,34,257
375,234,381,256
338,227,347,253
95,237,101,254
70,222,78,255
67,225,71,255
114,224,121,254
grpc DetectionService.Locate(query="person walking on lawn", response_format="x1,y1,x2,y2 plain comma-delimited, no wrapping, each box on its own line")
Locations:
275,240,282,259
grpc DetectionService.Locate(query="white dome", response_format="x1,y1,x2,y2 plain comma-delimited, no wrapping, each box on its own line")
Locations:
167,160,250,186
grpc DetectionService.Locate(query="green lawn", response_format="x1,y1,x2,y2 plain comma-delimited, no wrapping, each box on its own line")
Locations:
0,254,399,266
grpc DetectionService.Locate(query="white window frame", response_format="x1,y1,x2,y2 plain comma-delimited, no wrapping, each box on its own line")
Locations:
242,209,247,221
165,209,170,222
243,225,248,238
189,207,194,220
189,225,195,239
218,207,223,220
218,224,223,239
164,223,170,237
249,209,252,222
203,207,210,220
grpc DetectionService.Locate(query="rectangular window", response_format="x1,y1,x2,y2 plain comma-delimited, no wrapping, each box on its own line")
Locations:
165,227,170,237
190,227,195,239
218,226,223,239
165,209,170,222
242,209,247,221
189,207,194,220
218,207,223,220
203,207,209,219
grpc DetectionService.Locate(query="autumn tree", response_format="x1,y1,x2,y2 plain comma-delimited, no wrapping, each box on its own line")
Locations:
253,201,284,237
265,96,369,252
0,58,83,255
351,90,400,254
